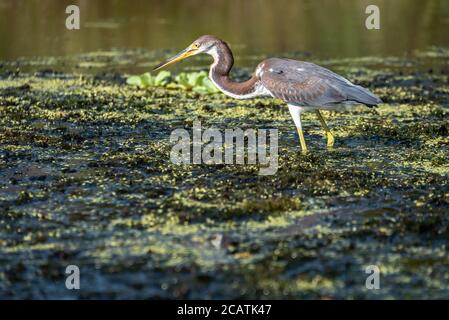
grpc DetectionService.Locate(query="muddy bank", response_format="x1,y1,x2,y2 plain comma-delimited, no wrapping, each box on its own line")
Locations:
0,49,448,299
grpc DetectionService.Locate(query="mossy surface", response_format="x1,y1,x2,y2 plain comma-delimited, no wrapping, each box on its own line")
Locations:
0,49,448,299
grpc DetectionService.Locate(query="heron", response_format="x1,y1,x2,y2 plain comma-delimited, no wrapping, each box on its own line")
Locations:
153,35,382,152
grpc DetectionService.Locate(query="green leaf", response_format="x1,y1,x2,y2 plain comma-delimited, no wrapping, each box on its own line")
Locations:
201,77,219,93
192,87,209,94
154,70,171,86
126,75,143,86
175,73,190,89
187,73,198,88
187,71,207,88
140,73,154,87
127,70,219,94
166,83,183,90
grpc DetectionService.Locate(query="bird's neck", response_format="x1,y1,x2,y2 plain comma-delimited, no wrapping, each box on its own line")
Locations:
208,42,259,99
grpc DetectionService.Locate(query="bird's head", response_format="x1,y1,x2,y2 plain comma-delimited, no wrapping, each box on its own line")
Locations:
153,35,222,71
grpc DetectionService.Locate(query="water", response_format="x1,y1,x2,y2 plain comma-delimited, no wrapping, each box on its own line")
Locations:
1,51,449,298
1,0,448,66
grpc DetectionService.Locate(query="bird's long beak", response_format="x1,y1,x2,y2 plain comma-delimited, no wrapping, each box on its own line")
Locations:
152,47,198,71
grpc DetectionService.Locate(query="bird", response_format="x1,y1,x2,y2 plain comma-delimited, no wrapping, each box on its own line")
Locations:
153,35,382,152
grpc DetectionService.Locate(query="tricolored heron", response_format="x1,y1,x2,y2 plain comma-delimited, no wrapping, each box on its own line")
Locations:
153,35,382,151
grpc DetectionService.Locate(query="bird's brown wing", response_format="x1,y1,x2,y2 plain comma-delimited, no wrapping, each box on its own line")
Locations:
259,58,356,106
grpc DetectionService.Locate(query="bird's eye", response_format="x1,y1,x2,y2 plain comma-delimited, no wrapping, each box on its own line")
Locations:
192,43,200,49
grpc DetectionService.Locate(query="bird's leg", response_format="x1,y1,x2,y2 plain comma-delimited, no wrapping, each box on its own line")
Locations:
296,126,308,153
288,105,308,152
315,110,334,147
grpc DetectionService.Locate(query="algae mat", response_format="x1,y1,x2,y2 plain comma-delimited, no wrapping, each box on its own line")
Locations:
0,49,448,299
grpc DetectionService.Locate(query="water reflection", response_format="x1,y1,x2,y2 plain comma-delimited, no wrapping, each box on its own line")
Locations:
0,0,448,65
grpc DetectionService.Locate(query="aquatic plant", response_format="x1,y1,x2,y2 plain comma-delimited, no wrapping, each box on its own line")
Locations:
126,70,172,87
1,48,449,299
126,70,219,94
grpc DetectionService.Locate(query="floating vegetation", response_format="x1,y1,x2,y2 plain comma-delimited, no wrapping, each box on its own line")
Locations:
0,48,448,299
127,70,219,94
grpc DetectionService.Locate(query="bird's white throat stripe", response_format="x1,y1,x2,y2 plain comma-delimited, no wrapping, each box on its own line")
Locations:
206,45,270,99
207,46,220,69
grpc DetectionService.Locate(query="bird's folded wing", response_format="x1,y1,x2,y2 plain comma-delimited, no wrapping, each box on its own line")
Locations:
260,69,346,106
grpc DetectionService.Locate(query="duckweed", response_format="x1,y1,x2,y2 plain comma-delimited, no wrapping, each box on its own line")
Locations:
0,48,448,299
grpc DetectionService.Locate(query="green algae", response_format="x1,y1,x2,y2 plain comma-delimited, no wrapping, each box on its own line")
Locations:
0,49,448,299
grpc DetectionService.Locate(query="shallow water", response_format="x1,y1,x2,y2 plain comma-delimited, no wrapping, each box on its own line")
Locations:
0,46,448,298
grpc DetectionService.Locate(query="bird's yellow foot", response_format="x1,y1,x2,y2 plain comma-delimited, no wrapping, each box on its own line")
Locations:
315,110,335,149
326,131,335,148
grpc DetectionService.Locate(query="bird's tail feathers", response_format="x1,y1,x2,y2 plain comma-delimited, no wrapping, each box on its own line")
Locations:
346,85,382,107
